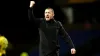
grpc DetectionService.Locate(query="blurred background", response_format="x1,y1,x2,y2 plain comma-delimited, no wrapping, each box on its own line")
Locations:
0,0,100,56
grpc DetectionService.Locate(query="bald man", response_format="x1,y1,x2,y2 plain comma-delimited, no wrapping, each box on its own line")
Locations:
28,1,76,56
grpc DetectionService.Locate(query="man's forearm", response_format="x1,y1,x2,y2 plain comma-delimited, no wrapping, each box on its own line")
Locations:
28,7,36,21
62,29,75,48
61,28,75,48
64,35,75,48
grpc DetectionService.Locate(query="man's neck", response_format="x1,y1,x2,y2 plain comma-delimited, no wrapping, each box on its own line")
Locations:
46,19,54,21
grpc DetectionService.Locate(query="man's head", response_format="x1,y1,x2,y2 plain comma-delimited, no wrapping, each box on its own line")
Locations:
44,7,55,21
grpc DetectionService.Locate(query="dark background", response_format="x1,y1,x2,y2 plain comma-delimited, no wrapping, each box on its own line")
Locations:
0,0,100,56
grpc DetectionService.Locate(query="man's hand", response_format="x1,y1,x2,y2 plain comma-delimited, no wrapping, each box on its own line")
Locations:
30,1,35,8
71,48,76,54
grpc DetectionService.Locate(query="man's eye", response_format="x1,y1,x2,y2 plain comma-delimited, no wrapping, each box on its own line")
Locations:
45,12,50,13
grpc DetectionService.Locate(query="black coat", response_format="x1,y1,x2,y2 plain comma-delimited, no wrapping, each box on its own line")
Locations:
28,8,75,56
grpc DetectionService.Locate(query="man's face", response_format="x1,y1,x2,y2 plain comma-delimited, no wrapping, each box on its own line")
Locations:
44,9,54,21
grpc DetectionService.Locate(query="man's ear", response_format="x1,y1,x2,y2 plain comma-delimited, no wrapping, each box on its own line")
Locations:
53,14,55,17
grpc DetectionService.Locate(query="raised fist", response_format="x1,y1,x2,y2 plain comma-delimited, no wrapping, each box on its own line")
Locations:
30,1,35,8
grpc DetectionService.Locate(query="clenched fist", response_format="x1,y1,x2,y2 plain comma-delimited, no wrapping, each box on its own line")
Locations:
30,1,35,8
71,48,76,54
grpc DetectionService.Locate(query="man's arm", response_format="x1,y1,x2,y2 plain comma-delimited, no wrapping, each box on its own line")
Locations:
58,21,76,54
28,7,35,21
28,1,41,24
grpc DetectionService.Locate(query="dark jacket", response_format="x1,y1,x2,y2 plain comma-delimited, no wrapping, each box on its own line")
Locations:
28,7,75,56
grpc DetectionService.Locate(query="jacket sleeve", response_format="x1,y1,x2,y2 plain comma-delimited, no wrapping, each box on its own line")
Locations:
28,7,42,25
58,21,75,49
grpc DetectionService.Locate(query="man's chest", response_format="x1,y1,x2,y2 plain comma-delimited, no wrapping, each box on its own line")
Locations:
39,21,59,32
39,21,60,42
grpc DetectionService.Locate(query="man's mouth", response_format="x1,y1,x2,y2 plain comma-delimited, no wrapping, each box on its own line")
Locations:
46,16,49,18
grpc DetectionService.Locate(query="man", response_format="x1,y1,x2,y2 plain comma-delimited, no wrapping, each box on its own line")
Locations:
0,35,8,56
28,1,76,56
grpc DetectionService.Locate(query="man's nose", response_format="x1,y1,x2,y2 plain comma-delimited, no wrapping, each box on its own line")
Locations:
47,13,48,15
